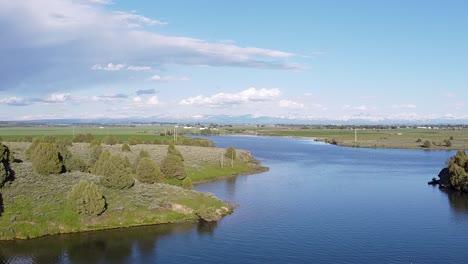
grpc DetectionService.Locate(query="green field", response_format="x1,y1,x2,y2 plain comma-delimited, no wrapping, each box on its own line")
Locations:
249,127,468,150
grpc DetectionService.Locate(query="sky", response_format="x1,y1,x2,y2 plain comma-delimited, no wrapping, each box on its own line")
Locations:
0,0,467,123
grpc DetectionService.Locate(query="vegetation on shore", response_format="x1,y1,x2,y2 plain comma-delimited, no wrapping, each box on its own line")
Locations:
0,136,265,240
239,127,468,150
431,150,468,192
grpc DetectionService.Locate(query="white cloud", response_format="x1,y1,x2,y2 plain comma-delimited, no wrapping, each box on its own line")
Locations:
44,93,72,103
180,87,281,107
278,100,305,109
391,104,416,109
0,97,28,106
132,95,159,106
113,11,167,28
147,75,190,82
342,105,369,111
147,96,159,105
127,65,151,71
92,63,126,71
0,0,300,92
87,0,112,4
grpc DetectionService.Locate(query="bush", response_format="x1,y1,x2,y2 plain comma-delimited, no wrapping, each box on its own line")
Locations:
182,177,192,190
450,136,454,140
129,137,142,146
167,144,184,161
89,145,103,167
103,135,118,145
92,151,134,189
445,139,452,147
67,180,106,216
89,139,101,148
161,154,186,180
73,133,95,143
31,143,63,175
0,144,13,187
121,144,131,152
136,157,163,184
67,156,89,172
225,146,236,159
416,138,422,143
422,140,432,148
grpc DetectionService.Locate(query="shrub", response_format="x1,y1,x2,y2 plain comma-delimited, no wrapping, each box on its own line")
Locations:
136,157,163,184
182,177,193,190
445,139,452,147
31,143,63,175
0,144,13,187
161,154,186,180
103,135,118,145
225,146,236,159
450,136,454,140
134,150,150,171
121,144,131,152
73,133,95,143
422,140,432,148
67,180,106,216
89,139,101,148
89,145,103,167
167,144,184,161
92,151,134,189
128,137,142,146
447,150,468,190
416,138,422,143
196,206,220,222
67,156,89,172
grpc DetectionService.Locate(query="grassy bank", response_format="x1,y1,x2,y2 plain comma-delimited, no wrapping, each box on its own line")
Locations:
0,142,265,240
253,128,468,150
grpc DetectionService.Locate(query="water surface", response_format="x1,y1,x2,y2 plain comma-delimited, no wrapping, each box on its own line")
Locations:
1,136,467,263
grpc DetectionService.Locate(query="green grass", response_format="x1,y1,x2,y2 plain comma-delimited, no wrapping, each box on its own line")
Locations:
0,140,266,240
252,128,468,150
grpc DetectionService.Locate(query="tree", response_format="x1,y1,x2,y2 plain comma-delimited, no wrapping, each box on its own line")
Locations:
31,143,63,175
67,180,106,216
225,146,236,159
136,157,163,184
0,144,13,187
161,154,186,180
447,150,468,190
121,144,131,152
92,151,134,189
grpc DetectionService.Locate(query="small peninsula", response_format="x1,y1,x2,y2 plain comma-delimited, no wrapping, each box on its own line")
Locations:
0,135,266,240
429,150,468,192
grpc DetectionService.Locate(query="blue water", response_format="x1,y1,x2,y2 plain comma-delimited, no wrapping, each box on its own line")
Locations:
2,136,468,263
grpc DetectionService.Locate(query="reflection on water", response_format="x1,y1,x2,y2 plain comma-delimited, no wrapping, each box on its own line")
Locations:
445,190,468,214
0,222,204,264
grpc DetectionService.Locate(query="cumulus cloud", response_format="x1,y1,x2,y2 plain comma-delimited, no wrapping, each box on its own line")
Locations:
278,100,305,109
132,95,159,105
0,0,299,92
391,104,416,109
43,93,72,103
92,63,126,71
146,75,190,82
179,87,281,107
136,89,157,95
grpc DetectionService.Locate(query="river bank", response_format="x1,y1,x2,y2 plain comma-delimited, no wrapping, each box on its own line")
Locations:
0,142,266,240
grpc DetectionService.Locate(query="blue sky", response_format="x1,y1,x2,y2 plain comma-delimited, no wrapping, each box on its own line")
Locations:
0,0,467,122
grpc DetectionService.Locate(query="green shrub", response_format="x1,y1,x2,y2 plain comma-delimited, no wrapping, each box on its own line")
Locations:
92,151,134,189
67,156,89,172
445,139,452,147
67,180,106,216
89,139,101,148
121,144,131,152
0,144,13,187
161,154,186,180
196,206,220,222
167,144,184,161
225,146,236,159
182,177,192,190
102,135,117,145
422,140,432,148
73,133,95,143
129,137,142,146
31,143,63,175
89,145,103,167
416,138,422,143
136,157,163,184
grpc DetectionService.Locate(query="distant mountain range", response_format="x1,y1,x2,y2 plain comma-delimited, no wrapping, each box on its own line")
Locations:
6,114,468,126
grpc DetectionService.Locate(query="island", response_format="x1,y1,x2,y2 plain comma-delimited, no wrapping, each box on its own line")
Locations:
0,134,267,240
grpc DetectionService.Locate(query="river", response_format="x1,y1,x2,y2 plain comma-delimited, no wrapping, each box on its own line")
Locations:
1,136,468,263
